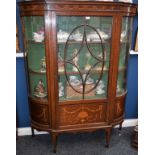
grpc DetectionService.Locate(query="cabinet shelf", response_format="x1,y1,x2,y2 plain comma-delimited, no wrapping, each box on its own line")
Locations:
27,40,128,45
58,40,111,45
29,95,48,104
29,68,46,75
27,40,45,44
58,67,125,75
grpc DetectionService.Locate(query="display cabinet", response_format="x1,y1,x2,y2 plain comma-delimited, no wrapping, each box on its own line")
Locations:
19,0,137,152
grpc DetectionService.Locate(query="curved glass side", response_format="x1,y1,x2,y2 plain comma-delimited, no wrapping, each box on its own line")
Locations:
116,17,133,96
23,16,47,99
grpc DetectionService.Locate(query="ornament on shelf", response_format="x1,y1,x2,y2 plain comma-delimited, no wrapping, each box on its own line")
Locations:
120,30,127,42
33,27,44,42
58,53,64,72
57,29,69,42
95,80,105,95
87,29,110,42
116,84,122,94
34,79,47,98
59,82,64,97
40,57,46,73
71,30,83,41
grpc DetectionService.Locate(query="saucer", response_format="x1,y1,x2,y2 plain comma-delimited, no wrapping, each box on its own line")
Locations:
70,79,81,86
86,78,94,84
96,89,105,95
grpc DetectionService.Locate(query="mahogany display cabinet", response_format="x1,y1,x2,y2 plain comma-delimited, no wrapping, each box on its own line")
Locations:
19,0,137,152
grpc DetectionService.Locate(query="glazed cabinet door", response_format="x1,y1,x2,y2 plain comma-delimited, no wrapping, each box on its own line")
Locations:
56,16,113,102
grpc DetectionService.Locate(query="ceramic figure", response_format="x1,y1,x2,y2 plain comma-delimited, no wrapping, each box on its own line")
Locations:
116,84,122,94
58,53,64,72
71,30,83,41
120,30,127,42
87,29,110,42
33,32,44,42
33,27,44,42
40,57,46,72
59,82,64,97
96,80,105,95
34,79,47,98
57,29,69,42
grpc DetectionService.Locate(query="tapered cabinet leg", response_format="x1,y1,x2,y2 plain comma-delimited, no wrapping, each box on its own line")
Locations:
31,127,35,137
119,121,123,131
105,128,112,148
51,132,58,153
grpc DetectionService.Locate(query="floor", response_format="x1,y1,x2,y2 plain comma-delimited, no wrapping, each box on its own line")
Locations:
16,127,137,155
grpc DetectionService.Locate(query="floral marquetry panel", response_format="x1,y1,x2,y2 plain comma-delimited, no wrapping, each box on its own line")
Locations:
58,104,107,127
57,16,112,101
23,16,48,100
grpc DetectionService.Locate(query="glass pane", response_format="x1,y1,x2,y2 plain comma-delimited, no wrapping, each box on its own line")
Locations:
116,17,133,96
24,16,47,99
57,16,112,101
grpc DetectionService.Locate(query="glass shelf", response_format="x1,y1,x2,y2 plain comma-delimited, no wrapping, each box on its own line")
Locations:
58,67,126,75
27,40,45,44
29,68,46,75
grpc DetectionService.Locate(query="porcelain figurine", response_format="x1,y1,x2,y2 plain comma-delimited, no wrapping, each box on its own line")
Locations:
96,80,105,95
120,30,127,42
34,79,47,98
72,49,79,72
33,32,44,42
57,29,69,42
33,27,44,42
71,30,83,41
58,53,64,72
59,82,64,97
40,57,46,72
116,84,122,94
87,29,110,42
97,29,110,40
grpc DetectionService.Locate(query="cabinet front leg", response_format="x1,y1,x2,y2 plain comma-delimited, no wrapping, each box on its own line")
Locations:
51,132,58,153
31,127,35,137
105,127,112,148
119,121,123,131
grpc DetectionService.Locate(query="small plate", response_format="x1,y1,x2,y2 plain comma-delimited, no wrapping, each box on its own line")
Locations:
86,78,94,84
70,80,81,86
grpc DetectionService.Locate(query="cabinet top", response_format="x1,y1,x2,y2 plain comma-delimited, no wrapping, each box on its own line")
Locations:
19,0,136,5
19,0,137,16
